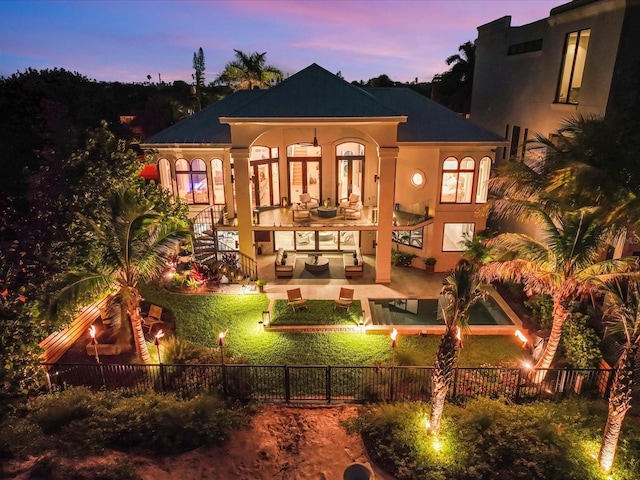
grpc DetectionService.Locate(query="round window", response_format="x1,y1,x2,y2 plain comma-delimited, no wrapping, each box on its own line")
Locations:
411,170,425,187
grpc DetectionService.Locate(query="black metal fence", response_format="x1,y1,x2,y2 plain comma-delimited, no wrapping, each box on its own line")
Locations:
43,363,613,404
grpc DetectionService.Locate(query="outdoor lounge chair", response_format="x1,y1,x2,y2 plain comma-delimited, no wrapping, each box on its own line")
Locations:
287,288,308,312
334,288,354,311
142,304,164,333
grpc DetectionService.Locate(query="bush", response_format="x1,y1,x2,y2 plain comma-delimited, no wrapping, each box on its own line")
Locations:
561,313,602,369
354,398,640,480
525,294,554,330
0,388,246,458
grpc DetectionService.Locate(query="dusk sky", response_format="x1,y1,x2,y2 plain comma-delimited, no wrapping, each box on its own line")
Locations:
1,0,566,84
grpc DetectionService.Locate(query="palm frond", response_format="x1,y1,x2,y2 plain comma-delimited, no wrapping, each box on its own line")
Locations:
48,272,118,319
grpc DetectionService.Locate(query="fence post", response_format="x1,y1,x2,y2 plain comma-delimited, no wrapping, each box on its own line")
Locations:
451,367,459,400
158,364,166,393
390,366,395,401
221,364,228,396
326,366,331,404
514,369,521,403
284,365,290,403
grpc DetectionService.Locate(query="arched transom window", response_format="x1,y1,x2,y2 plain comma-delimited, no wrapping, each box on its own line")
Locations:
440,156,474,203
176,158,209,204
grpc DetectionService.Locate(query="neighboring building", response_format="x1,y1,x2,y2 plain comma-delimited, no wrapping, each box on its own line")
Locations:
142,64,504,282
472,0,640,163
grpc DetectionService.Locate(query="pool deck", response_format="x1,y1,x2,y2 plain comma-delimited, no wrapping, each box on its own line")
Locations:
224,254,525,337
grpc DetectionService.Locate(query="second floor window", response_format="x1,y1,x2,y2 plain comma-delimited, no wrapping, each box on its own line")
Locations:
441,157,474,203
556,29,590,104
176,158,209,204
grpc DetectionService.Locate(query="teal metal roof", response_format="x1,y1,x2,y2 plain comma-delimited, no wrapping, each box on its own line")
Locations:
146,63,504,145
366,88,506,143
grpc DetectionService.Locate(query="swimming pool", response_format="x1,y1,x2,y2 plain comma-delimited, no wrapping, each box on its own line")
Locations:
368,296,514,326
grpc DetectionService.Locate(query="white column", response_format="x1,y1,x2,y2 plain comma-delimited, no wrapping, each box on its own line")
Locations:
230,148,254,259
375,147,398,283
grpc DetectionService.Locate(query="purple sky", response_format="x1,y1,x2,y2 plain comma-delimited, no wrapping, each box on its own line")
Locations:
0,0,565,84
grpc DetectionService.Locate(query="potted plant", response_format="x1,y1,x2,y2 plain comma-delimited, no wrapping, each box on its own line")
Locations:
424,257,437,274
256,279,267,293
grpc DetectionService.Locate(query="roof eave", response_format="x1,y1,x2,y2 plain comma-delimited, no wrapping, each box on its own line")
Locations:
219,116,408,125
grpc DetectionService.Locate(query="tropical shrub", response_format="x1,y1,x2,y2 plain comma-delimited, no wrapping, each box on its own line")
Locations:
525,294,554,330
561,312,602,369
0,387,246,457
354,398,640,480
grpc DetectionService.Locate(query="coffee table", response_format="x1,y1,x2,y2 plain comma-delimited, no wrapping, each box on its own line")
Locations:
304,255,330,273
317,206,338,218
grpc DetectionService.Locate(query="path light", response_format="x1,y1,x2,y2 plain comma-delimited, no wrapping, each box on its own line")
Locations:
89,325,100,364
218,330,227,364
456,326,463,349
154,329,165,364
260,310,270,329
390,328,398,366
522,360,533,371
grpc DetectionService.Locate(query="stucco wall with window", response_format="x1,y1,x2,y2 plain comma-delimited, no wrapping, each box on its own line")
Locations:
472,1,626,156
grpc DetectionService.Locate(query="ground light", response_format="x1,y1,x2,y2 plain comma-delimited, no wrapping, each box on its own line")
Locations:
154,329,165,363
260,310,270,329
218,330,227,364
89,325,100,364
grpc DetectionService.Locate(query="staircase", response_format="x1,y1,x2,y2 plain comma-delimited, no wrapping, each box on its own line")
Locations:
191,206,258,282
369,301,394,326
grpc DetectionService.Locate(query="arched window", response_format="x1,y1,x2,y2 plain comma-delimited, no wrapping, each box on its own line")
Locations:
250,146,280,207
336,142,364,202
287,144,321,204
475,157,492,203
158,158,172,194
210,158,225,205
440,156,474,203
175,158,209,204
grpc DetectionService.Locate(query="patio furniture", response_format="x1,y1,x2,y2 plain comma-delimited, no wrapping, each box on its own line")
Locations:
142,304,164,333
287,288,308,312
340,194,362,219
316,206,338,218
343,248,364,278
334,288,355,311
275,248,296,278
292,204,311,222
304,254,330,273
339,194,361,212
299,192,319,210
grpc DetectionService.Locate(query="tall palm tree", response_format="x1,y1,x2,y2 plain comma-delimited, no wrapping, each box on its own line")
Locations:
429,261,483,436
598,276,640,473
216,50,283,91
49,188,191,363
482,207,637,381
440,41,475,113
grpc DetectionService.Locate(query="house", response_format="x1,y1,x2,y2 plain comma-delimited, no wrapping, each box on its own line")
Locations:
142,64,505,282
472,0,640,163
471,0,640,255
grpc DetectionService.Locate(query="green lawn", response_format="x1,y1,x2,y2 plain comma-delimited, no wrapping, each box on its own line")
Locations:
140,284,526,367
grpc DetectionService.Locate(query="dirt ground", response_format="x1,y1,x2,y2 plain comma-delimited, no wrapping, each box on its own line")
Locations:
6,404,395,480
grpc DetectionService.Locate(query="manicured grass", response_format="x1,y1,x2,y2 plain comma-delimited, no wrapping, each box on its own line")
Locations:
270,299,363,326
140,284,526,367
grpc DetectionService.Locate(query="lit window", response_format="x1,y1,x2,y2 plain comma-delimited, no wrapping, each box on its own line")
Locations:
443,223,475,252
556,29,590,104
210,158,225,205
475,157,492,203
440,157,474,203
175,158,209,205
411,170,425,187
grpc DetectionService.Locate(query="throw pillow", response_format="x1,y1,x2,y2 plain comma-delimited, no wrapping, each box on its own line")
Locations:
354,258,359,266
281,258,286,266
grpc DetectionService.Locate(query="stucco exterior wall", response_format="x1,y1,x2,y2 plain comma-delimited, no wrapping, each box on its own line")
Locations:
472,0,628,155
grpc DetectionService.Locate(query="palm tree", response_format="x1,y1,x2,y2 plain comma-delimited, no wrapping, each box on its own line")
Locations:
482,207,637,381
438,41,475,113
429,261,483,436
598,276,640,473
216,50,283,91
49,188,191,363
